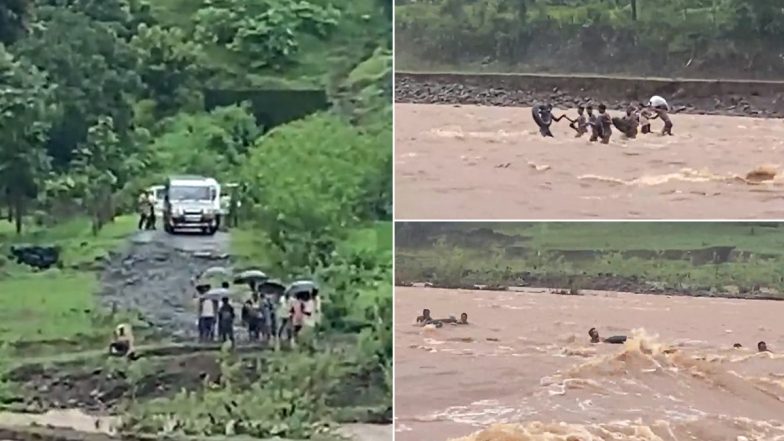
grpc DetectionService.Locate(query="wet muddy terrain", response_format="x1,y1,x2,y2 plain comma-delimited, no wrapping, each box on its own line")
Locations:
99,231,231,340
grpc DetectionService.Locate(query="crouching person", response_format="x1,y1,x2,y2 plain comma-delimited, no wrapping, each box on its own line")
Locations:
109,323,135,358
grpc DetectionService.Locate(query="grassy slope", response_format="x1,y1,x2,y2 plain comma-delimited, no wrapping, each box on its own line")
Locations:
396,223,784,294
492,223,784,254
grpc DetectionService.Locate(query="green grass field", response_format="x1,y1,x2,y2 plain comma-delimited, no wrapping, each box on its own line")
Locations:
490,222,784,254
0,216,138,346
0,215,136,269
396,222,784,295
0,273,96,343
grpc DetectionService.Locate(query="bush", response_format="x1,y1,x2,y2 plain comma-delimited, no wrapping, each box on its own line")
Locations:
240,113,387,269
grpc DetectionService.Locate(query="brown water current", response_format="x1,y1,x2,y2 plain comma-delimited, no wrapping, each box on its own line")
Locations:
394,286,784,441
394,103,784,219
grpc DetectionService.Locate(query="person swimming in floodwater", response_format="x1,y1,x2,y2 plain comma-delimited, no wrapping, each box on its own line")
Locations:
433,312,469,325
588,327,627,344
758,341,770,352
733,343,743,349
416,308,432,324
532,103,567,137
568,106,588,137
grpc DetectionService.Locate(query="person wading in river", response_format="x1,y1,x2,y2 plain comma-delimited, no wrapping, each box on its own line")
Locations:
416,308,432,324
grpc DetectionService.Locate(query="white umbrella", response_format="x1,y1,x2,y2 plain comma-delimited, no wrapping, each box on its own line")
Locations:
200,287,232,301
286,280,319,297
200,266,230,279
233,269,268,284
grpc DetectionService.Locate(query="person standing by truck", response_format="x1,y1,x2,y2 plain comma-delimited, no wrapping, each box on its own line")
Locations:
137,190,153,230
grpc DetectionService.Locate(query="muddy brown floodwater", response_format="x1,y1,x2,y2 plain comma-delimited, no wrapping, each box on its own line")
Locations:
395,103,784,220
395,286,784,441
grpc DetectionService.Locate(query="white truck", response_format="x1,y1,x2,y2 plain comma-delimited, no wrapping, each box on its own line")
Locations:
162,175,222,235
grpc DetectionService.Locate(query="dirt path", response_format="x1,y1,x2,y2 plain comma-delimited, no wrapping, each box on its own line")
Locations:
98,230,231,340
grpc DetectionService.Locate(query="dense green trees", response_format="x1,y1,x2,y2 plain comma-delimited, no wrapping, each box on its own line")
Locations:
396,0,784,78
1,0,391,235
0,45,54,233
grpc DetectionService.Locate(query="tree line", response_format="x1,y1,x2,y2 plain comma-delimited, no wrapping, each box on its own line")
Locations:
395,0,784,78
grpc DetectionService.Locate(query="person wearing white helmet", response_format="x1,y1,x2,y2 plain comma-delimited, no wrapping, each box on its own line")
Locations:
647,95,669,111
647,95,673,135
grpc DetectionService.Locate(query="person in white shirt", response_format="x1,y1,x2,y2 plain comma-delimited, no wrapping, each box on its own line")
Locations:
197,284,217,342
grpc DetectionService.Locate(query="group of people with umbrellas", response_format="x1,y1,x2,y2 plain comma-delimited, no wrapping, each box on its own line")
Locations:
193,266,321,347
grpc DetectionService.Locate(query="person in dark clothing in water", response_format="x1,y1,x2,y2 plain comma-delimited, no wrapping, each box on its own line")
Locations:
532,103,567,137
596,104,612,144
416,308,432,324
612,106,639,139
758,341,770,352
218,296,235,345
589,327,627,344
733,343,743,349
457,312,468,325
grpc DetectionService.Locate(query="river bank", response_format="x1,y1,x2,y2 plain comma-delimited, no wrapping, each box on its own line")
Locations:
395,72,784,118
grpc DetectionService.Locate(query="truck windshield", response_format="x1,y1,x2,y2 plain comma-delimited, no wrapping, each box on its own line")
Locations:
169,185,212,201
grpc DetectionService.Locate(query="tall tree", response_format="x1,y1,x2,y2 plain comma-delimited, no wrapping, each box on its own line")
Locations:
12,6,143,169
0,0,32,44
70,116,122,234
0,45,55,233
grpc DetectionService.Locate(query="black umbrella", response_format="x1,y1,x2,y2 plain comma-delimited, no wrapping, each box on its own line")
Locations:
257,279,286,296
286,280,318,300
